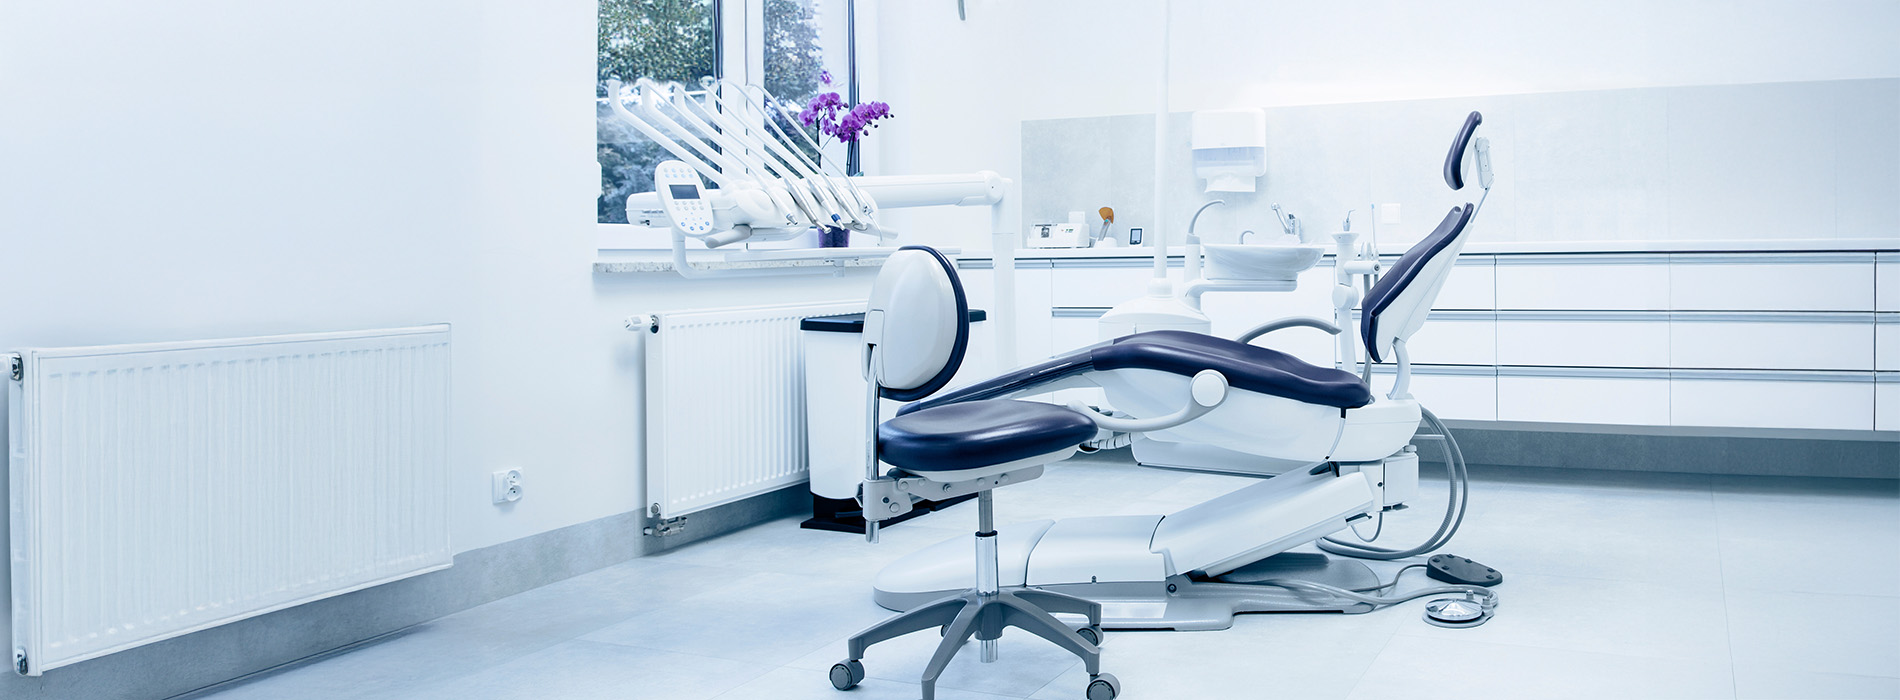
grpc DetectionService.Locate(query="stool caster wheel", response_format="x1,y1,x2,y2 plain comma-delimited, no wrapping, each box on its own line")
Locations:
829,660,864,690
1086,672,1120,700
1075,625,1103,646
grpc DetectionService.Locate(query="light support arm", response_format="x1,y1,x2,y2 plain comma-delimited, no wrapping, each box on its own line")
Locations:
605,80,733,189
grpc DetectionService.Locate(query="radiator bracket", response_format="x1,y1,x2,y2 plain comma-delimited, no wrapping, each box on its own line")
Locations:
643,504,688,537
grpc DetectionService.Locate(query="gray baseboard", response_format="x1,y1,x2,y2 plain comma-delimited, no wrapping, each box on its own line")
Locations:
1425,424,1900,479
0,484,808,700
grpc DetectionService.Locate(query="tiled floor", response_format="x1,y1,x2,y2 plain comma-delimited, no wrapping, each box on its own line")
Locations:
185,452,1900,700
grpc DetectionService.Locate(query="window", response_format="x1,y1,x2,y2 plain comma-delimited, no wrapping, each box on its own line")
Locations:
597,0,857,227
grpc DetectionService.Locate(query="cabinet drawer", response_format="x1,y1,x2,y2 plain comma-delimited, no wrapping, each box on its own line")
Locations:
959,261,1054,368
1370,369,1497,421
1879,255,1898,312
1498,371,1671,426
1435,260,1496,310
1671,372,1874,430
1402,314,1495,366
1670,254,1875,311
1879,319,1899,372
1380,257,1494,310
1495,314,1669,368
1670,315,1875,371
1049,261,1181,308
1050,312,1105,357
1879,376,1899,432
1495,255,1670,310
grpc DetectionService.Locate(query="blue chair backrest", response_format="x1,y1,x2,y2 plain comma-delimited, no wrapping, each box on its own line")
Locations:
1360,112,1484,363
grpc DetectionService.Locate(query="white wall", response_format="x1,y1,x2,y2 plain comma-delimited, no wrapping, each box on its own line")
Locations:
875,0,1900,248
2,0,1893,573
0,0,880,564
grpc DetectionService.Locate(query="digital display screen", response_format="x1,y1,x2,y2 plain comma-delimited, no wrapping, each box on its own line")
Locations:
668,184,700,200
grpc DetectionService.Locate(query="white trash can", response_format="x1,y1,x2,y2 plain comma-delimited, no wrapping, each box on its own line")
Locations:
799,309,989,532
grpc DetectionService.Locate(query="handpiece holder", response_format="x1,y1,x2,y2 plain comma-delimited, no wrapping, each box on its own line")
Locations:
1331,229,1379,373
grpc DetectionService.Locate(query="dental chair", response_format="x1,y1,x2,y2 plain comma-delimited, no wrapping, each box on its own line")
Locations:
871,112,1502,632
830,246,1123,700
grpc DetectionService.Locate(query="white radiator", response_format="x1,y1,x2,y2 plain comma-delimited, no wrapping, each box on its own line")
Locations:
6,325,453,675
640,301,863,519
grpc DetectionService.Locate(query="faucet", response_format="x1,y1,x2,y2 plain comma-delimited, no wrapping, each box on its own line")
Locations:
1187,200,1225,239
1185,200,1224,283
1238,229,1259,243
1270,204,1303,242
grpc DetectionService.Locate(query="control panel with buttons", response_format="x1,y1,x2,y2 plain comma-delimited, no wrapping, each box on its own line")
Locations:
654,160,717,238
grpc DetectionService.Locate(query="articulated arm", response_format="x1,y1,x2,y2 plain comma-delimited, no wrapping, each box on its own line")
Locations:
1234,316,1341,345
1066,370,1228,433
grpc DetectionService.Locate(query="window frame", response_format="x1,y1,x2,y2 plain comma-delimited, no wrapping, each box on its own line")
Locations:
598,0,863,251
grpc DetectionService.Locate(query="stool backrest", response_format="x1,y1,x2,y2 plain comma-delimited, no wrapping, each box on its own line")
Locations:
863,246,969,401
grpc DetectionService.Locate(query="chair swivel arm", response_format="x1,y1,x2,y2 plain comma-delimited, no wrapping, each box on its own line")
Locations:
1234,316,1341,345
1066,370,1228,433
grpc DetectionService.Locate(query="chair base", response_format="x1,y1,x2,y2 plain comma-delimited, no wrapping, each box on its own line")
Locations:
833,586,1118,700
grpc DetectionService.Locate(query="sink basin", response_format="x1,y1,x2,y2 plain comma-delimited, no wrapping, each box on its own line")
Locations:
1203,244,1326,281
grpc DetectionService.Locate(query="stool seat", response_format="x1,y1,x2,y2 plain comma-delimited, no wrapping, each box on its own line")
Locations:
878,400,1097,474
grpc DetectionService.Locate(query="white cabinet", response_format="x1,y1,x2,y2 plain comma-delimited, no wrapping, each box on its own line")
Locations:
1048,261,1181,308
1670,254,1877,311
1047,311,1106,408
976,245,1893,435
1433,259,1496,311
1671,373,1875,431
957,260,1054,368
1049,310,1102,356
1370,369,1498,421
1403,313,1496,366
1879,254,1898,312
1879,319,1899,372
1670,315,1875,371
1495,255,1670,310
1878,376,1899,431
1497,371,1672,426
1380,256,1495,310
1495,314,1669,368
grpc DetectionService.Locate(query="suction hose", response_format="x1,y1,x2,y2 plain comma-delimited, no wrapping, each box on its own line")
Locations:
1318,406,1469,560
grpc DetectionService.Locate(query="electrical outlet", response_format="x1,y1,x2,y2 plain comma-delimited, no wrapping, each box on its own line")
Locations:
492,469,523,504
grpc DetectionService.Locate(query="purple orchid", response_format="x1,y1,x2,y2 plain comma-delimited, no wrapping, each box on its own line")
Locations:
797,74,893,146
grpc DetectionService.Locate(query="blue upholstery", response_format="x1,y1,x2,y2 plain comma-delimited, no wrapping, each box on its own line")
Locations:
1360,204,1471,363
878,400,1098,473
1099,331,1373,408
906,329,1373,414
1443,111,1483,190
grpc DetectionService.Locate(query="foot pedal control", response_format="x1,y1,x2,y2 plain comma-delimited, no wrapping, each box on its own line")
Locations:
1422,595,1493,628
1426,554,1502,587
1421,554,1501,629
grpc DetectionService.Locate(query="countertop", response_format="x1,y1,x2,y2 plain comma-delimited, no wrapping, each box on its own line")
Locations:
960,238,1900,260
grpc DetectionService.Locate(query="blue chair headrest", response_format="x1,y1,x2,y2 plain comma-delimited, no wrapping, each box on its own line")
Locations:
1443,111,1483,190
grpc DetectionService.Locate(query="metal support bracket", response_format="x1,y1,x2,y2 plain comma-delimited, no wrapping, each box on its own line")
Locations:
643,504,687,537
8,354,21,381
860,466,1045,525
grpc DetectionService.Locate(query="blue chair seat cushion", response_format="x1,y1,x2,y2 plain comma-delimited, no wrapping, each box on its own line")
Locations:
1095,330,1373,409
878,400,1098,473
